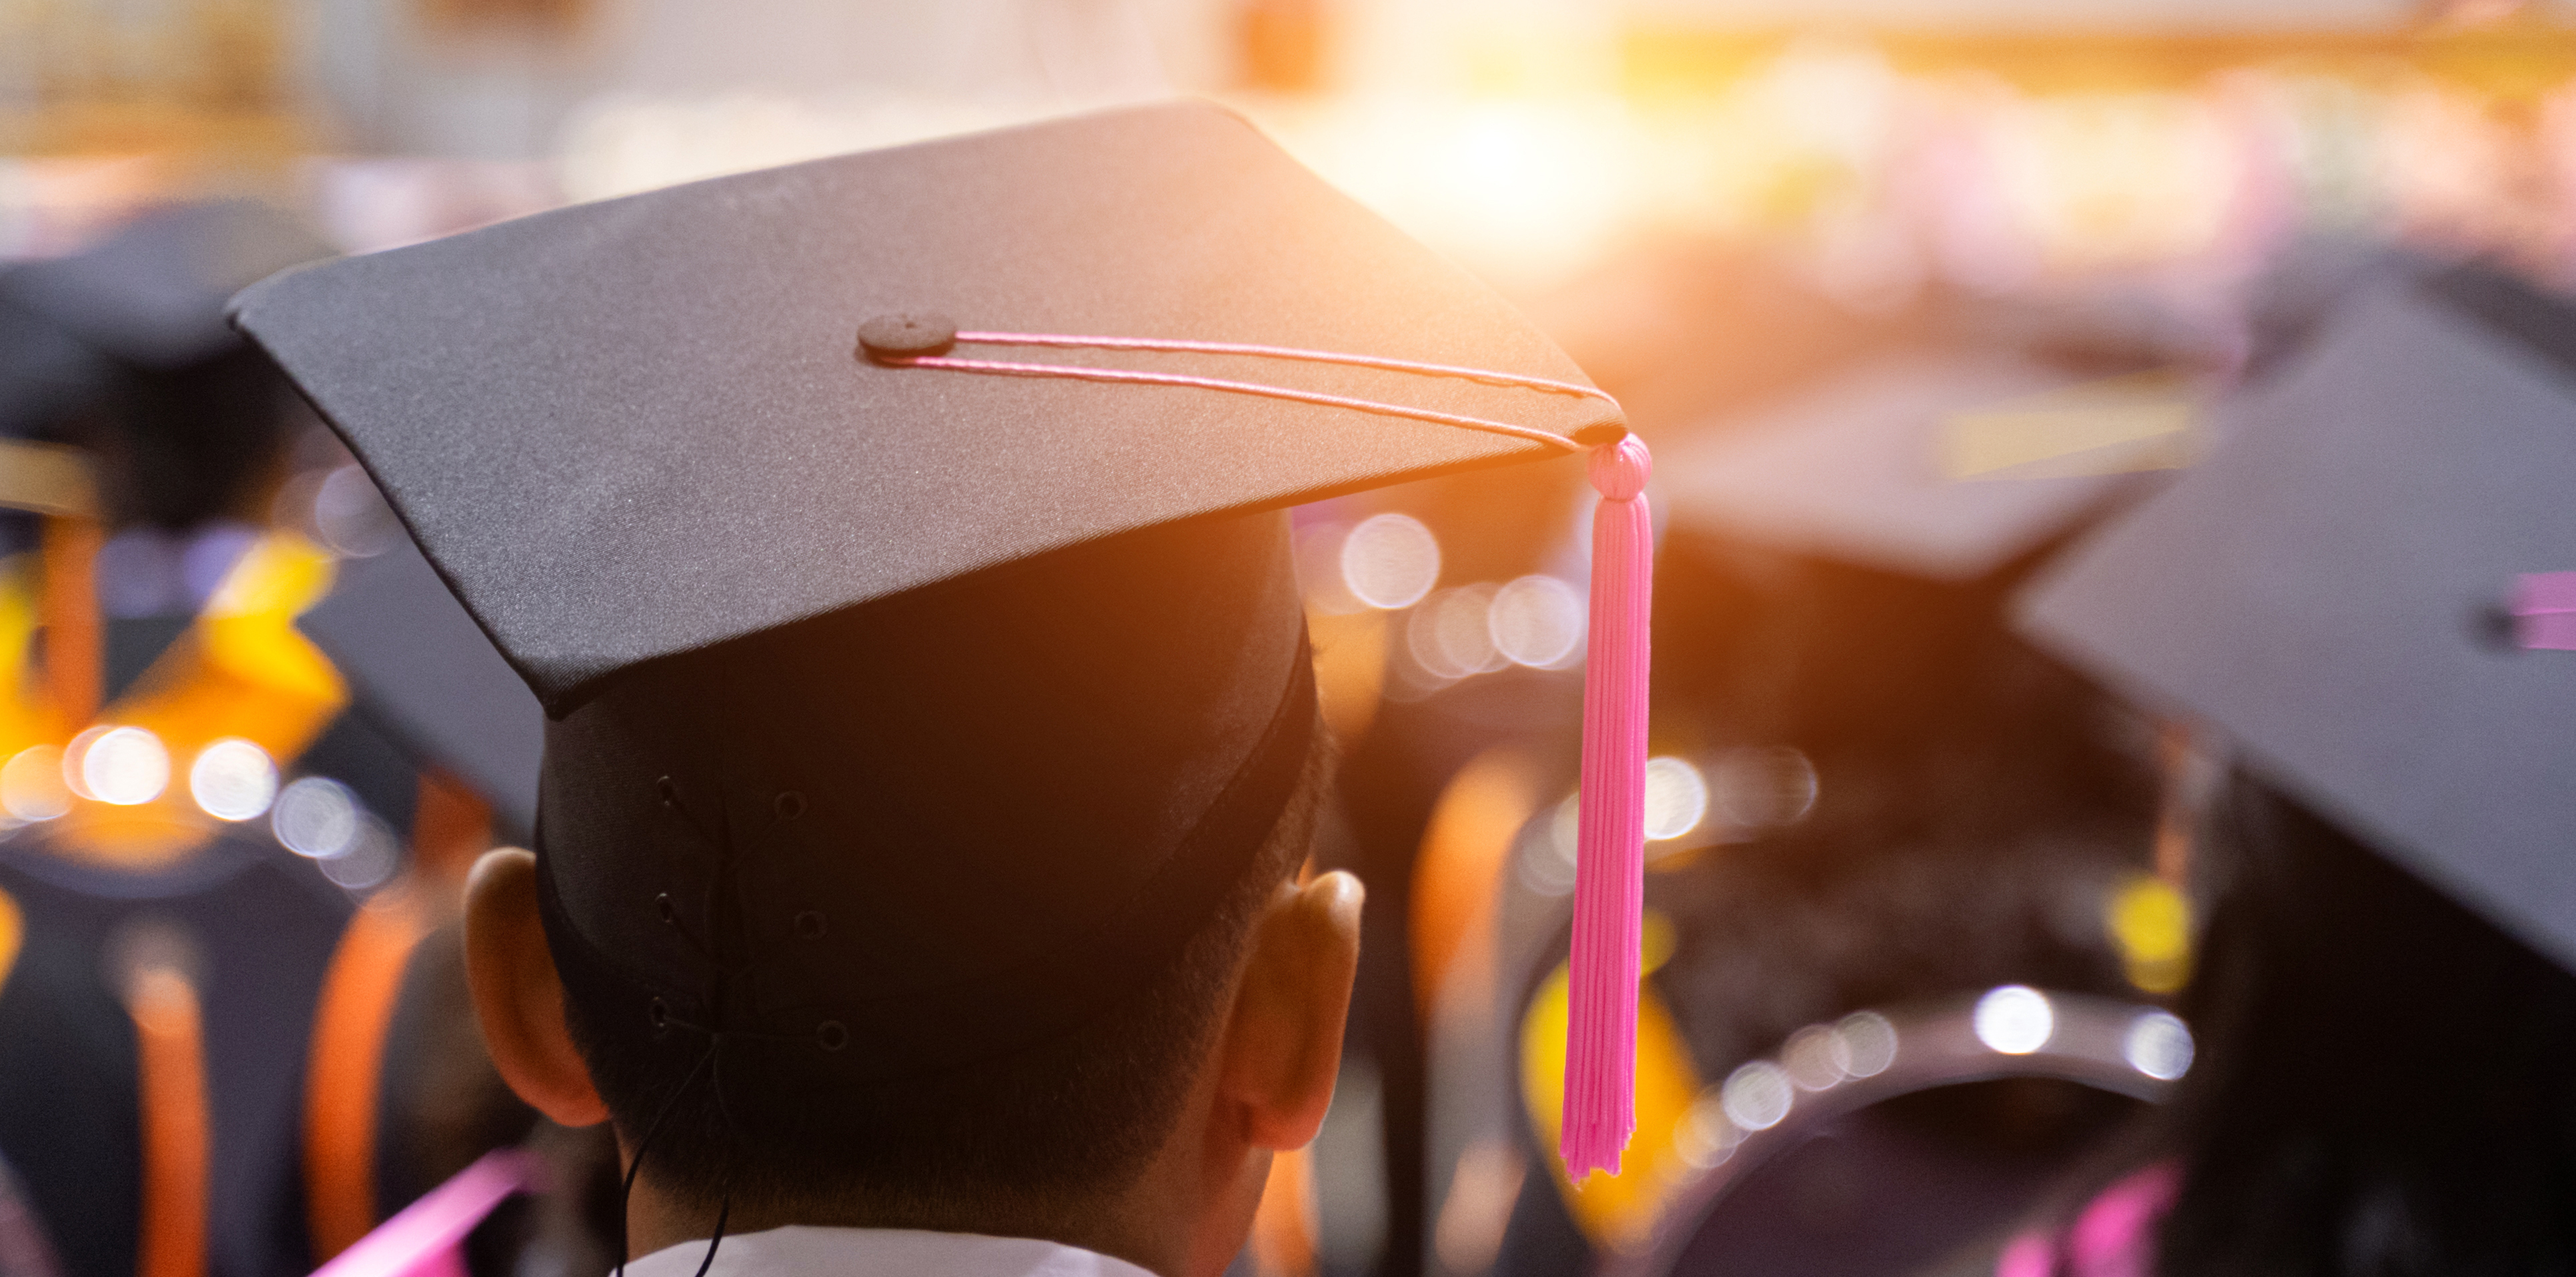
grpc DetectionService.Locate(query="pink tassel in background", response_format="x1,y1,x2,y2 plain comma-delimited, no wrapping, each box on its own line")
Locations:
1562,436,1653,1180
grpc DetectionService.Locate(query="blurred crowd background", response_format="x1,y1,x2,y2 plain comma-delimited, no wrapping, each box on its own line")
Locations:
1,3,2571,1277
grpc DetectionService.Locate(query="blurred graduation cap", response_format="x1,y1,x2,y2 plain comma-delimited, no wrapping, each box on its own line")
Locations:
3,201,326,371
2236,234,2436,385
296,542,545,847
1658,349,2200,582
233,100,1643,1150
0,201,328,530
2018,265,2576,973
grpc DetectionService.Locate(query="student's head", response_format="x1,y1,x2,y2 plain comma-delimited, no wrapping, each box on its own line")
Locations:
2151,774,2576,1274
466,731,1356,1262
462,516,1367,1275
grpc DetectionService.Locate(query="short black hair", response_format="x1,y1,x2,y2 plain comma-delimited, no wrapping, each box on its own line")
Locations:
2151,774,2576,1274
556,719,1333,1219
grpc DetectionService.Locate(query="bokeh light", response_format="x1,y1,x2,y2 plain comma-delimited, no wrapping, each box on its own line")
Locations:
1974,985,2055,1055
1782,1023,1846,1092
1675,1094,1736,1170
312,464,405,558
1293,522,1367,614
0,746,69,822
273,777,361,859
1487,574,1584,668
1708,746,1820,830
58,726,107,801
1523,796,1582,897
2108,875,2194,995
317,816,401,891
79,727,169,807
189,739,278,823
1833,1011,1899,1078
1642,756,1709,842
1407,584,1508,680
1339,513,1441,610
2124,1009,2195,1082
1720,1059,1794,1132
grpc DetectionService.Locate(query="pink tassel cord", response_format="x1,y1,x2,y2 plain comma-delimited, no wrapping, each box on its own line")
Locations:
1563,436,1653,1180
310,1149,536,1277
862,320,1650,1174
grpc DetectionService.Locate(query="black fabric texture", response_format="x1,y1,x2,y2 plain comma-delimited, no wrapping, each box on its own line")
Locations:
230,99,1618,713
2019,266,2576,975
0,909,140,1277
299,544,544,843
0,829,353,1277
538,510,1316,1082
0,295,110,442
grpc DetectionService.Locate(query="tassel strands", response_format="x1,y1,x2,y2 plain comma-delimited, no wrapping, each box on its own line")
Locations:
1562,436,1653,1179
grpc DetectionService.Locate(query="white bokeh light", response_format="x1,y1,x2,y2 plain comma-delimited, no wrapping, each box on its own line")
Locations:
1720,1060,1794,1132
1782,1024,1846,1092
81,727,169,807
189,739,278,822
318,816,400,891
1642,757,1709,842
1292,523,1366,614
1710,746,1820,829
1407,584,1507,681
1833,1011,1899,1078
1487,574,1584,668
1,746,69,822
1339,513,1441,610
1974,985,2056,1056
1675,1094,1736,1170
1521,795,1582,897
2124,1009,2195,1082
273,777,361,859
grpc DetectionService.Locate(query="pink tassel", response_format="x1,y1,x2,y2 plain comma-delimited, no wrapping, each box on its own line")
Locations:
311,1149,536,1277
1561,436,1652,1180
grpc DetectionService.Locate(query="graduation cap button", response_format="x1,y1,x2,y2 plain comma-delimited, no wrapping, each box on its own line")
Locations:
857,314,959,362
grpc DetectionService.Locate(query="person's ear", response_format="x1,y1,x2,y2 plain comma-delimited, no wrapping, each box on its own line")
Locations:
1215,869,1363,1150
462,847,610,1128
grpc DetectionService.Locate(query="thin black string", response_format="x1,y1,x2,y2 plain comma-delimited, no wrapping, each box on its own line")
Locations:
615,1035,721,1277
614,786,782,1277
689,1194,732,1277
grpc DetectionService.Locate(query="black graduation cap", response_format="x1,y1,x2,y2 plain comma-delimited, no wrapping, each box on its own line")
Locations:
2018,265,2576,973
232,101,1629,1097
296,543,546,847
0,292,107,442
0,201,329,529
3,200,326,371
1660,349,2198,582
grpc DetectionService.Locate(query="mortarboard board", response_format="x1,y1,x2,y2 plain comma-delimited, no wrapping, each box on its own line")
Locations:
0,294,109,443
1,201,330,530
296,543,546,847
1,201,328,372
233,101,1657,1173
2016,266,2576,973
1660,349,2198,582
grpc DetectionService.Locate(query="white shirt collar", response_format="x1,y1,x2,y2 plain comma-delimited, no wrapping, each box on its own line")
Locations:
620,1226,1161,1277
